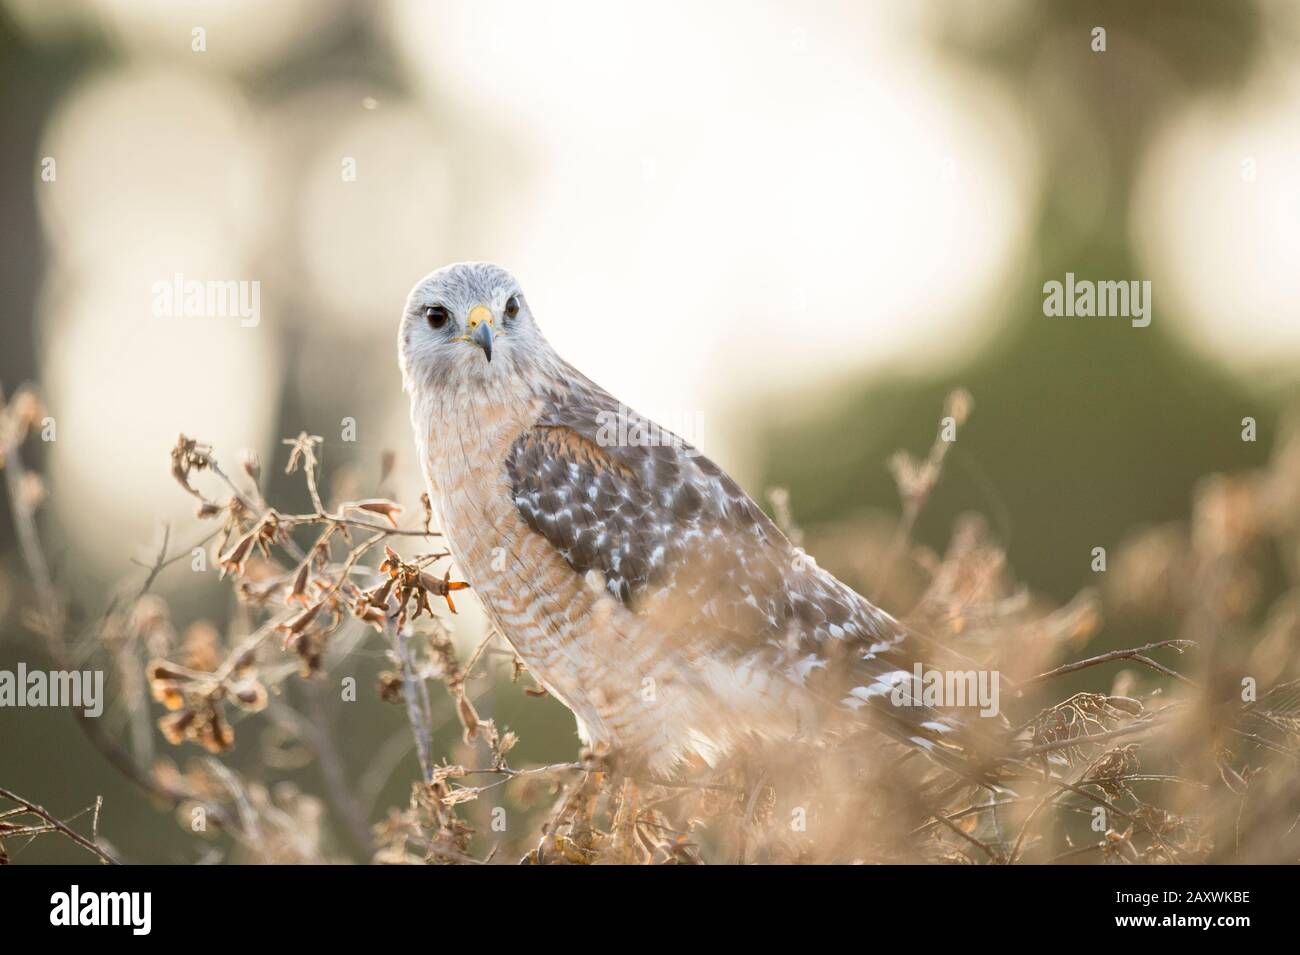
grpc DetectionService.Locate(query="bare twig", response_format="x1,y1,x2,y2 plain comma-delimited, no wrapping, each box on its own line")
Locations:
1022,640,1198,688
394,625,434,783
0,787,119,865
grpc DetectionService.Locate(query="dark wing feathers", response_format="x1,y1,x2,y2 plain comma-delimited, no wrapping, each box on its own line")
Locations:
506,374,894,653
505,421,779,631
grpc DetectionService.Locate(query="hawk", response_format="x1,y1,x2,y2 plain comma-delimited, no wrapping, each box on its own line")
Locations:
399,262,962,776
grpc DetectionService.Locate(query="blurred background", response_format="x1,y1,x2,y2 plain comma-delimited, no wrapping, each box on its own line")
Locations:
2,0,1299,862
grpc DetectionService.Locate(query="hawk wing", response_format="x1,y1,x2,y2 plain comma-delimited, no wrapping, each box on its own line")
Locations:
505,370,981,768
506,372,894,651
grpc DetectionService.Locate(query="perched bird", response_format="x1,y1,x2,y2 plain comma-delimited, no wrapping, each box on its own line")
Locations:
399,262,962,776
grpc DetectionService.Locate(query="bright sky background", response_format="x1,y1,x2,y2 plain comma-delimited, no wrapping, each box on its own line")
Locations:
9,0,1298,585
1134,62,1300,380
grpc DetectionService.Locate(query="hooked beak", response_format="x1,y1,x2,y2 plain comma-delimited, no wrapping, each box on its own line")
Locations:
467,304,493,363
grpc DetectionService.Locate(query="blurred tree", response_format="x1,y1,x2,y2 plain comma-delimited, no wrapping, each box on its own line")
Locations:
755,0,1284,606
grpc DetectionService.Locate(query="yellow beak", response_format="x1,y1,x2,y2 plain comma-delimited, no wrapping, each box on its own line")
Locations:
466,304,494,362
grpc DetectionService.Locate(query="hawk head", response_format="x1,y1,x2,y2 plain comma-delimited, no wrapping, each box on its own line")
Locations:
399,262,550,392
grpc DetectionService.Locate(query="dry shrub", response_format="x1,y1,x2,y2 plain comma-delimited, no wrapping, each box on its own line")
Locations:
3,382,1300,864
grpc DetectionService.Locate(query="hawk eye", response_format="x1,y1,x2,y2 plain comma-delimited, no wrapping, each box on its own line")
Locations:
425,304,451,329
504,295,520,320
